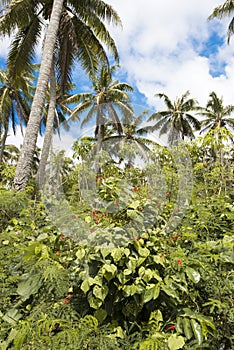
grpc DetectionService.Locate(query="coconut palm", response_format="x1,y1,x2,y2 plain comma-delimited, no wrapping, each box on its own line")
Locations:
103,110,157,164
146,91,201,145
0,68,34,162
198,91,234,134
0,0,121,190
66,65,134,148
209,1,234,43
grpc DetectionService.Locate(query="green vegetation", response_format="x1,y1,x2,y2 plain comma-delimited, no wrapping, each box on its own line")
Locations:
0,0,234,349
0,133,233,349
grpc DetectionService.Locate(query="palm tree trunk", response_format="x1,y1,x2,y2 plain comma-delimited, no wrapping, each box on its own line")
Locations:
37,66,57,189
0,122,9,163
13,0,64,191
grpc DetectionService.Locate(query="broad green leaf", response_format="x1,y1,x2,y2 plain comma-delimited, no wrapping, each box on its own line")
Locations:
3,309,22,325
143,283,160,303
76,248,86,260
161,283,180,302
102,263,117,281
185,267,201,283
190,319,203,345
93,285,108,301
111,247,124,262
81,277,95,293
94,309,107,323
138,247,150,257
182,318,193,340
168,334,185,350
88,296,103,309
17,274,42,300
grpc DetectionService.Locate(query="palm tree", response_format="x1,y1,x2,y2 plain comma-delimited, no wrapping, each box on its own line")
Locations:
209,1,234,43
146,91,201,145
67,65,134,148
198,91,234,134
0,0,121,190
36,67,72,189
103,110,158,166
0,68,34,162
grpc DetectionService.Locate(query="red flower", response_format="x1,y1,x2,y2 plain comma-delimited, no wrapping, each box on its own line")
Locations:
177,259,182,265
72,214,77,219
133,186,138,192
89,228,95,233
166,192,171,197
95,221,99,225
136,237,141,241
92,211,98,216
63,299,69,304
96,177,100,181
56,250,60,255
166,324,175,332
138,207,143,211
172,234,179,239
61,234,65,239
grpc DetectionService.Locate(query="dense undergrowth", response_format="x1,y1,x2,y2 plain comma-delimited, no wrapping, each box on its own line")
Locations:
0,135,234,350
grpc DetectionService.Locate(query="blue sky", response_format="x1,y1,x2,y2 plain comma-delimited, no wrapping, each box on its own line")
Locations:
1,0,234,148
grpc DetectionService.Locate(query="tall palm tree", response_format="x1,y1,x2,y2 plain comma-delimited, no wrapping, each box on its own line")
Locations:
146,91,201,145
66,65,134,148
209,1,234,43
197,91,234,140
36,67,72,189
0,0,121,190
0,68,34,162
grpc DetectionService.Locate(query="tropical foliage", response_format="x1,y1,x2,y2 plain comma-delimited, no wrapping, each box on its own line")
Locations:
0,134,233,349
146,91,201,145
0,1,234,349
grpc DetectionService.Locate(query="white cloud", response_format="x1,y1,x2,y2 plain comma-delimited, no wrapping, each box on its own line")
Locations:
106,0,234,113
0,36,11,59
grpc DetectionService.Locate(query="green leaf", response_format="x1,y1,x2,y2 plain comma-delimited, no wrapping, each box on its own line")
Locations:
94,309,107,323
190,319,203,345
81,277,95,294
76,248,86,260
138,247,150,257
93,285,108,301
185,267,201,283
102,263,117,281
182,318,193,340
143,283,160,303
3,309,22,325
111,247,124,262
17,274,42,300
168,334,185,350
88,296,103,309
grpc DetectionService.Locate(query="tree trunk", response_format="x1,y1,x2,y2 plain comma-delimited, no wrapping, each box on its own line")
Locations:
37,66,57,189
13,0,64,191
0,121,9,163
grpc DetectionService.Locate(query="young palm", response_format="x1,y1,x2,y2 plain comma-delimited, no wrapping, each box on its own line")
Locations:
66,65,134,148
209,0,234,43
146,91,201,145
198,91,234,138
0,68,34,162
0,0,121,190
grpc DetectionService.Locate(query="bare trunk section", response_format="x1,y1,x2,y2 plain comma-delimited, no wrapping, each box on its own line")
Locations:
0,121,9,162
37,67,56,189
13,0,64,191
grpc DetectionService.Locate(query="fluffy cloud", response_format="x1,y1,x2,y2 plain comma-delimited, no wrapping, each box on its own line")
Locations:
106,0,234,111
